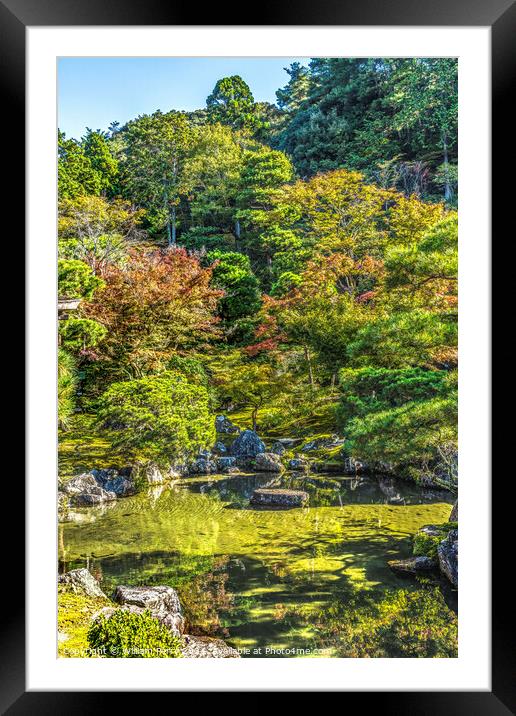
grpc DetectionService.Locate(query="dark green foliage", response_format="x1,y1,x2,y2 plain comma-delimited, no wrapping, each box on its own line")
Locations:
274,58,457,203
167,355,209,388
337,367,449,426
58,131,102,199
345,395,457,474
206,75,260,131
87,609,182,658
58,348,77,428
82,129,119,195
180,226,236,253
96,371,214,465
58,259,104,299
207,251,262,324
347,310,458,369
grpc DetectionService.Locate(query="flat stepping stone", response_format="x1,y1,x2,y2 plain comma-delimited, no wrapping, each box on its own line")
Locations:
388,556,437,574
250,488,309,508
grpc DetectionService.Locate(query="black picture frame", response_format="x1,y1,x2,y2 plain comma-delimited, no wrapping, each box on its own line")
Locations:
4,0,509,710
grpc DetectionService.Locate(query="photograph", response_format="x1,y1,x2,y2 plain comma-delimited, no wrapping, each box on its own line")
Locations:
56,55,459,660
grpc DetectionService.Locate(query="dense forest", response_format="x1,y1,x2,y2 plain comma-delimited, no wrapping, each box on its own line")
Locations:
58,58,458,659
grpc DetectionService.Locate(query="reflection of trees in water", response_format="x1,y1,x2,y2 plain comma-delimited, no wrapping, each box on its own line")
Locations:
58,474,455,656
178,555,234,638
305,584,458,658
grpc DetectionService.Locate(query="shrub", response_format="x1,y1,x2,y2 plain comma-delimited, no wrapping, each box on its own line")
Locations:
206,250,262,323
58,348,77,428
337,367,449,427
345,395,457,476
87,609,182,658
96,371,214,465
166,355,209,388
59,317,107,353
58,259,104,299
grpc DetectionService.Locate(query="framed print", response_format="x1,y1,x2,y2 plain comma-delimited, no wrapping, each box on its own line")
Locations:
3,0,511,708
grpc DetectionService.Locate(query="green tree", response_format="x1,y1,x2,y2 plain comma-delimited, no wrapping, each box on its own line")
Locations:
96,371,215,466
235,148,294,267
207,250,261,324
82,129,119,195
58,259,105,299
276,62,310,114
206,75,260,131
58,196,145,275
58,348,77,428
119,111,193,244
59,317,108,354
346,394,457,481
337,366,450,426
386,59,458,201
183,123,244,233
212,353,287,430
58,131,101,199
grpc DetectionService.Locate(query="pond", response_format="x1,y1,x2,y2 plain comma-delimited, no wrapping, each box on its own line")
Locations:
58,472,455,657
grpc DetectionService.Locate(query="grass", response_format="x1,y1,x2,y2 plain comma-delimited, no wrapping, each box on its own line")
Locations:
58,413,128,480
58,585,111,657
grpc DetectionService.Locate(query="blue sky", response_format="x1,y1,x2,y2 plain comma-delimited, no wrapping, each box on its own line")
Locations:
58,57,309,140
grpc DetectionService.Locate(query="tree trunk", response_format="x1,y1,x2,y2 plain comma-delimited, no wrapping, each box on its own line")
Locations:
171,206,176,245
443,133,451,202
252,406,258,432
163,179,172,246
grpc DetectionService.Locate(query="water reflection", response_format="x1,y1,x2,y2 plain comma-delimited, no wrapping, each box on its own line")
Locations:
59,472,454,657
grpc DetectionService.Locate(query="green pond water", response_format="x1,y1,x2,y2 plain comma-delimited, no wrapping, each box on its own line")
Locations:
59,472,454,657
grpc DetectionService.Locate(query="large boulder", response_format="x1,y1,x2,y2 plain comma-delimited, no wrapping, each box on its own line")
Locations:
212,441,227,455
230,429,265,458
133,463,167,485
253,452,283,473
250,488,309,508
58,568,107,598
70,484,117,506
103,475,137,497
182,635,240,658
216,456,237,472
388,556,437,574
341,456,366,475
168,461,189,479
215,415,240,434
113,585,184,637
190,457,218,475
62,472,99,496
62,470,132,505
91,468,119,485
437,529,458,587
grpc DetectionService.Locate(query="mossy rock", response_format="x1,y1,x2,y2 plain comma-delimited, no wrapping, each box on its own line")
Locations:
413,522,458,560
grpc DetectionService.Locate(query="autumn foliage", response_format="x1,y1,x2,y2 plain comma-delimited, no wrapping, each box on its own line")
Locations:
84,247,222,378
